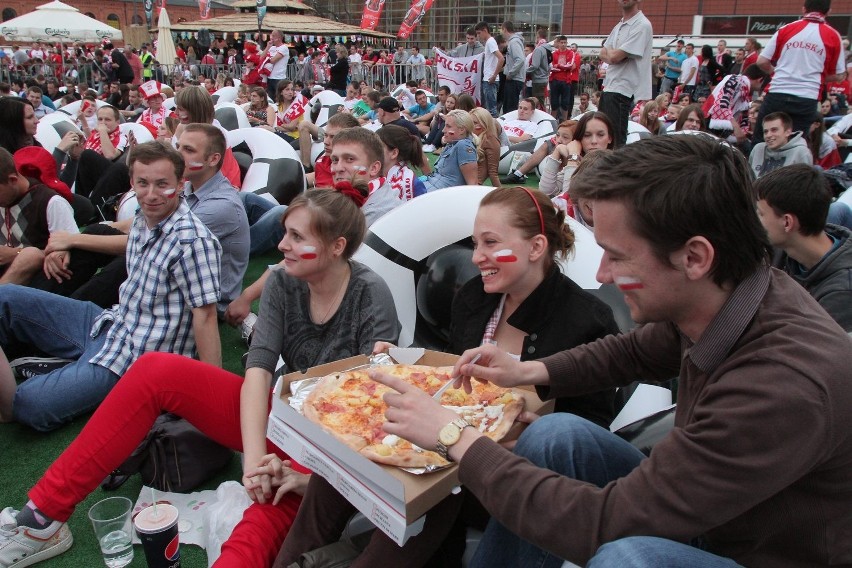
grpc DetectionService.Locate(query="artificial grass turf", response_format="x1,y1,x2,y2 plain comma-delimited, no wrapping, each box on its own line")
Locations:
0,173,544,566
0,251,278,568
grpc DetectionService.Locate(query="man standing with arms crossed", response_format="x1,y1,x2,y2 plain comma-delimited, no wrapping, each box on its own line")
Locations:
598,0,653,147
265,30,290,99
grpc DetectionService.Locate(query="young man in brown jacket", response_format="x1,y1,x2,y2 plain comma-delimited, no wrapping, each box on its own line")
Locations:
371,135,852,567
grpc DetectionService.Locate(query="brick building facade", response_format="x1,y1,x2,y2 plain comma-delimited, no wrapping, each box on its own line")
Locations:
0,0,231,41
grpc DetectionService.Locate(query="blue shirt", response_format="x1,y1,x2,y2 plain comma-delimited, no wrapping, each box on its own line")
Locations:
89,200,222,375
422,138,477,192
183,170,250,313
664,50,687,80
407,102,435,119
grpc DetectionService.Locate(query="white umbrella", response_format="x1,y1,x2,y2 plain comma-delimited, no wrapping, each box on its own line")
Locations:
0,0,122,43
155,8,177,67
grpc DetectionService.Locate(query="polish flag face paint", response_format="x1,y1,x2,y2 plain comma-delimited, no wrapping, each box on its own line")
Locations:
354,165,368,175
162,187,177,198
615,276,644,291
299,245,318,260
187,161,205,171
494,249,517,263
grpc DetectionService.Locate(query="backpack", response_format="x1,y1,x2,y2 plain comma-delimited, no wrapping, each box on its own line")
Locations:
105,413,234,493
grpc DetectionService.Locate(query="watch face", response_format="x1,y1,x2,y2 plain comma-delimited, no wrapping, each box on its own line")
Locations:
438,423,461,446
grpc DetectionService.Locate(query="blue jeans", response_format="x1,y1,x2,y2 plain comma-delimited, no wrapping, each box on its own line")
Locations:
470,414,646,568
0,285,118,431
483,81,499,117
240,192,287,256
588,537,742,567
828,201,852,231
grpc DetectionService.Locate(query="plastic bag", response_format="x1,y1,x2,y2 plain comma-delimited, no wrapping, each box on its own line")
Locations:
203,480,253,567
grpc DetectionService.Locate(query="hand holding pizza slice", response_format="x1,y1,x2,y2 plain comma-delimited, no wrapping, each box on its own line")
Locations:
302,364,525,468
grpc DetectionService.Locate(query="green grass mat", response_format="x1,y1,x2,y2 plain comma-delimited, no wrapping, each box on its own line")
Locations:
0,252,278,568
0,169,543,566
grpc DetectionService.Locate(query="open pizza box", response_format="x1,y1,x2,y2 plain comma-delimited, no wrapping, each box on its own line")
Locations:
267,348,552,545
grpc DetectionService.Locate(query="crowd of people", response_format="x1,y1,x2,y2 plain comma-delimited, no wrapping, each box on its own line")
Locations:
0,0,850,566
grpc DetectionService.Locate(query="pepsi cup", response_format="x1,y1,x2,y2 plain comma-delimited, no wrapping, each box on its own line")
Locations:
133,504,181,568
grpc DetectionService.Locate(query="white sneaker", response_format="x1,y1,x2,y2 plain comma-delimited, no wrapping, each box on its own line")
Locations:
0,508,73,568
422,144,435,153
240,312,259,345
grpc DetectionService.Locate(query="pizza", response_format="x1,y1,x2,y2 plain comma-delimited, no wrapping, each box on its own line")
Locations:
302,364,525,468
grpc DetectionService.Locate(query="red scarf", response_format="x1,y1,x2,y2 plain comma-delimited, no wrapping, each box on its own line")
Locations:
277,93,308,126
140,106,174,129
85,128,123,156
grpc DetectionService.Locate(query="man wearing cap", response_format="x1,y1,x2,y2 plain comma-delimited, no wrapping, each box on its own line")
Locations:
377,96,421,137
0,147,78,286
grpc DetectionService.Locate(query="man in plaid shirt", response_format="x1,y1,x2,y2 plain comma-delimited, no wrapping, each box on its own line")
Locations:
0,142,222,432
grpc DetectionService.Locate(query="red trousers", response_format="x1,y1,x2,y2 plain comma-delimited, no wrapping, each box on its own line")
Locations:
29,352,304,567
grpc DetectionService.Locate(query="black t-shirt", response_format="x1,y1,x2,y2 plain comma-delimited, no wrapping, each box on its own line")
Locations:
387,117,420,137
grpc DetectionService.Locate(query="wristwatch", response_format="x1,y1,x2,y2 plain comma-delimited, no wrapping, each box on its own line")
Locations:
435,418,472,461
566,153,581,163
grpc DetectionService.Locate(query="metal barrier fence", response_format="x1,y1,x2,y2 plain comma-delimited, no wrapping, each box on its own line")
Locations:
0,60,440,93
2,59,595,107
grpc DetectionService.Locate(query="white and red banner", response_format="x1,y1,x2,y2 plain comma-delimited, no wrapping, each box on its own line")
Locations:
199,0,210,19
434,48,483,104
397,0,432,39
360,0,386,30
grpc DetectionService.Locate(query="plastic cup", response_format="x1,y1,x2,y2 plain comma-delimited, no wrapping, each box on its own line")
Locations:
88,496,134,568
133,503,181,568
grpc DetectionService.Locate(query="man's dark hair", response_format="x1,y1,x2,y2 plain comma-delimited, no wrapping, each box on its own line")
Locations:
183,123,226,171
415,89,426,98
27,85,42,96
572,135,770,286
556,35,567,41
0,146,16,179
686,43,695,49
128,141,185,181
676,39,685,45
743,64,769,81
764,111,793,130
474,21,490,33
0,83,10,95
503,21,516,33
465,27,476,36
438,85,451,95
756,164,832,236
804,0,830,14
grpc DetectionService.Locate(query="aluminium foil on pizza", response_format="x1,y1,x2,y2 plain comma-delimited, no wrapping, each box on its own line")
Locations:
266,350,551,545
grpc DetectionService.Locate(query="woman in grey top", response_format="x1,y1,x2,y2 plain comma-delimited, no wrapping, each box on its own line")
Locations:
0,190,400,567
